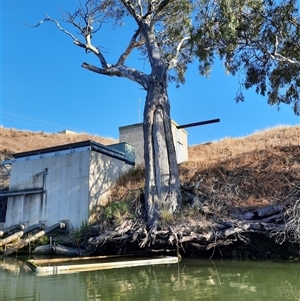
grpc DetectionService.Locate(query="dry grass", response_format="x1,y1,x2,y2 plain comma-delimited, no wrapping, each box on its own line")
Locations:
110,125,300,215
1,125,299,214
187,125,299,170
180,125,300,211
0,127,117,157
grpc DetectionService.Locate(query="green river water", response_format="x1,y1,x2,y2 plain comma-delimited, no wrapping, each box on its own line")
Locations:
0,257,299,301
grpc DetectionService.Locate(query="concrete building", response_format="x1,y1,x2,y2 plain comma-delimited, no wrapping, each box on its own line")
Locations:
1,120,188,231
119,120,188,165
58,130,77,135
2,140,135,230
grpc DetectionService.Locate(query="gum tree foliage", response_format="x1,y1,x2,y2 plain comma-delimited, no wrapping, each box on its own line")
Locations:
34,0,193,225
194,0,300,115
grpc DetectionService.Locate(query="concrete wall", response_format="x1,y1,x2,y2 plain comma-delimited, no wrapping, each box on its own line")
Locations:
119,120,188,165
4,144,134,230
119,124,144,165
171,121,189,164
88,150,132,223
5,151,90,230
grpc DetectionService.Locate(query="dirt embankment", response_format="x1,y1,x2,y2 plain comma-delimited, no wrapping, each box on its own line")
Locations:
1,125,299,259
181,125,300,211
89,125,299,259
110,125,300,211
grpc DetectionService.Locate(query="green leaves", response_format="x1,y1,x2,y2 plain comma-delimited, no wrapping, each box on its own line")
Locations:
153,0,194,83
49,0,300,114
193,0,300,115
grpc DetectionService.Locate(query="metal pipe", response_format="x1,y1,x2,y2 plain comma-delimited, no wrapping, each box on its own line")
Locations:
0,231,24,247
23,223,45,235
0,224,44,248
2,223,65,257
0,189,44,197
177,118,220,129
0,224,24,237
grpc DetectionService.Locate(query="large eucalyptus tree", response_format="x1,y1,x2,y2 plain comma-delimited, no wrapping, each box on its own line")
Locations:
34,0,193,224
34,0,299,227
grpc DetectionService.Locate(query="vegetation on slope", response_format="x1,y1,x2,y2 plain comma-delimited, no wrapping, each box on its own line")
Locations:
0,125,299,259
109,125,299,212
93,125,299,259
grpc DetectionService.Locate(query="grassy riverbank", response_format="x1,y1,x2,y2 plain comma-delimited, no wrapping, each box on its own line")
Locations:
109,124,299,216
1,125,299,258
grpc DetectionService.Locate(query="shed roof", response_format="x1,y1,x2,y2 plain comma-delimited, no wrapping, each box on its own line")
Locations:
2,140,135,166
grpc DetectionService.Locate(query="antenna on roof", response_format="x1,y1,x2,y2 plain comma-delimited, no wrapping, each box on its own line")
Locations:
138,98,141,123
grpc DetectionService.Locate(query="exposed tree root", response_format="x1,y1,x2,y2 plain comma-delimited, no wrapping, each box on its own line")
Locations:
83,196,299,259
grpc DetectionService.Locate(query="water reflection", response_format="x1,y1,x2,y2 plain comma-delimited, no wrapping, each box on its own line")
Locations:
0,257,299,301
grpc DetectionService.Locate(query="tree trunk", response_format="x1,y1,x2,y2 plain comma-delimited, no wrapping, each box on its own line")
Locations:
143,73,181,223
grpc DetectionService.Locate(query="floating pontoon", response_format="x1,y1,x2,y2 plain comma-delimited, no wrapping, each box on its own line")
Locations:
26,255,180,275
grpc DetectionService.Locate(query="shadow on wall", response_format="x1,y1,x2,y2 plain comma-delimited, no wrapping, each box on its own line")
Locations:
88,151,129,222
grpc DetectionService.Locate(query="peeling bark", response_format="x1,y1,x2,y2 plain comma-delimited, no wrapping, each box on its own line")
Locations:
143,78,181,223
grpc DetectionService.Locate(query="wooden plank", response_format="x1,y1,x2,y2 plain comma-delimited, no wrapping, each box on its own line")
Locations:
26,256,179,275
29,254,122,265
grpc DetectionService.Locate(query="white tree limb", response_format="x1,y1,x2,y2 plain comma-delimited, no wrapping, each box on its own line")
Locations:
150,0,175,24
137,0,144,16
120,0,141,23
270,52,300,65
29,15,109,68
270,35,300,65
168,36,190,70
27,15,80,43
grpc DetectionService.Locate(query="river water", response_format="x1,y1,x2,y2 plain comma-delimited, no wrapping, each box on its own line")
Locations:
0,257,299,301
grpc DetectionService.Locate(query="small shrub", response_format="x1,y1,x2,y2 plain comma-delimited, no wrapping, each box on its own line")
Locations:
33,235,49,247
101,201,131,224
73,221,92,244
159,209,174,226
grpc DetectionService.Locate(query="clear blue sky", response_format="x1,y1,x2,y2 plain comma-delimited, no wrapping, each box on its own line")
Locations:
1,1,299,146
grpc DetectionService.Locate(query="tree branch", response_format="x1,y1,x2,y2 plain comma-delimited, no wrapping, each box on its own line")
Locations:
27,15,80,43
270,35,300,65
120,0,141,23
137,0,144,16
116,29,145,65
74,41,109,68
247,37,300,66
81,62,149,89
156,0,175,16
168,36,190,70
29,15,109,69
143,0,174,23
